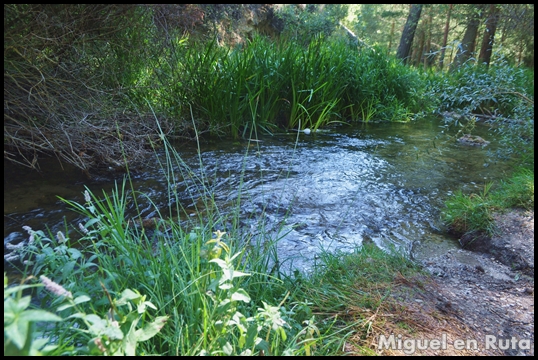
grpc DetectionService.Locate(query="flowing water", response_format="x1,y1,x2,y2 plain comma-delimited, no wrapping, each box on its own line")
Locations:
4,117,516,273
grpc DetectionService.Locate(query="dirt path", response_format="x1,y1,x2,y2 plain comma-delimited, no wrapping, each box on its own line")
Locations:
357,209,534,356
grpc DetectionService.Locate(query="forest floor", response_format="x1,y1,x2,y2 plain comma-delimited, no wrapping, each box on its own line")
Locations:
348,208,534,356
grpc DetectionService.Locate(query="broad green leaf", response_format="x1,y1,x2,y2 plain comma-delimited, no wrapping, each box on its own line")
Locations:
4,298,17,322
4,296,32,322
116,289,141,305
57,302,76,311
61,261,76,276
74,294,92,304
278,326,287,341
19,310,62,322
245,323,260,349
82,261,98,269
209,258,227,270
4,284,41,297
231,270,250,279
217,298,231,310
134,316,169,342
124,321,139,356
238,333,246,349
222,341,233,356
67,248,82,259
231,289,251,303
137,301,147,314
85,314,105,325
66,313,85,320
85,218,100,228
4,320,30,350
28,337,54,356
255,339,270,354
144,300,157,310
103,324,125,341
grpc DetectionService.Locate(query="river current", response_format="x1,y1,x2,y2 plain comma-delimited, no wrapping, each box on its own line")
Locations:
4,117,515,273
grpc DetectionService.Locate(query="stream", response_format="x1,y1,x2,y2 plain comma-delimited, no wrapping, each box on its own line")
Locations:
4,116,516,274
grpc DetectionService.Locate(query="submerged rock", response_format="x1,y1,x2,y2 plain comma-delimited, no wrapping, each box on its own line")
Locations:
457,134,490,147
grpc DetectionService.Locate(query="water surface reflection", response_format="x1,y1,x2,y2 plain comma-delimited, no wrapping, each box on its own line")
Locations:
4,117,515,273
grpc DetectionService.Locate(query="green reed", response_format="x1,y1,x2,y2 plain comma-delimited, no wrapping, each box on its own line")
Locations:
5,115,337,355
153,35,424,139
442,167,534,238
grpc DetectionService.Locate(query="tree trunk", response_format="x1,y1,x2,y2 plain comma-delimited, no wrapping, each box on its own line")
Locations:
396,4,423,65
478,4,499,66
423,14,432,69
438,4,453,70
450,5,484,71
388,19,395,55
414,28,425,67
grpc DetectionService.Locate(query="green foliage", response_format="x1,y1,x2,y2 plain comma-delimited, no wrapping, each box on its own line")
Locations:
4,273,167,356
8,194,322,355
442,168,534,237
276,4,349,45
195,230,312,356
300,243,421,312
441,183,497,237
4,275,62,356
4,130,342,355
155,34,427,139
288,243,422,354
431,59,534,117
427,56,534,167
491,168,534,210
4,4,534,174
351,4,407,48
65,288,168,356
6,225,92,292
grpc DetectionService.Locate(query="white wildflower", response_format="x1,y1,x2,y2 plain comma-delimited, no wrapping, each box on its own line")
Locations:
84,190,91,203
40,275,73,299
56,231,67,244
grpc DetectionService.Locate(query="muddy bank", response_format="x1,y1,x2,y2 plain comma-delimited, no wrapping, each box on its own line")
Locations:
363,209,534,356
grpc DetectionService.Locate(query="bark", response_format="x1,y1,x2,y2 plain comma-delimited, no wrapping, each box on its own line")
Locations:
388,19,395,55
450,5,484,71
423,14,432,69
478,4,500,66
413,28,425,67
438,4,453,70
396,4,423,65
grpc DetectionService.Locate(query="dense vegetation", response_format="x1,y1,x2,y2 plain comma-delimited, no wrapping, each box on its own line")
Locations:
4,4,534,356
5,4,533,173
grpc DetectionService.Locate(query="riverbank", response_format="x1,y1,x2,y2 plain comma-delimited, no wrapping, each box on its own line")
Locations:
348,208,534,356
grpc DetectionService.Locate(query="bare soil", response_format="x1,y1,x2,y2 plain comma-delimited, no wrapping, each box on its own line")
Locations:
353,209,534,356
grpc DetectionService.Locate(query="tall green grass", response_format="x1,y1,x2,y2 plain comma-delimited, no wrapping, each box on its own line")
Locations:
1,120,329,355
5,155,307,354
442,168,534,237
149,35,426,139
4,115,432,355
